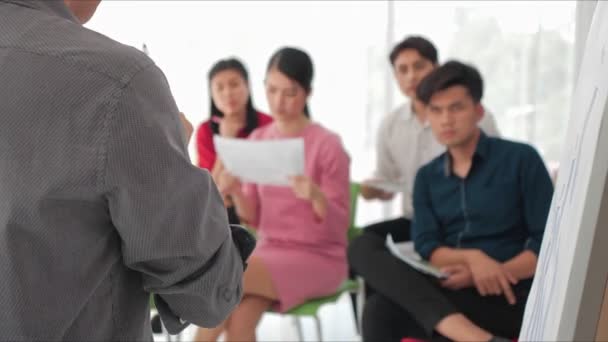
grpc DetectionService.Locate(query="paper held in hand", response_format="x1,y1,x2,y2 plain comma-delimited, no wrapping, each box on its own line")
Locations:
214,136,305,186
363,179,405,193
385,235,448,279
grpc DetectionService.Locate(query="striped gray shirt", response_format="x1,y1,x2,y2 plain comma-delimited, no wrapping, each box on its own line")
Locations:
0,1,243,340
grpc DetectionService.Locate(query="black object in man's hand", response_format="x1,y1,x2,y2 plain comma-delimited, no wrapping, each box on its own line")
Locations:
229,224,256,270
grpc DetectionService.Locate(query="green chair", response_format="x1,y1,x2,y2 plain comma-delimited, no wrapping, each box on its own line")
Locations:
277,182,362,342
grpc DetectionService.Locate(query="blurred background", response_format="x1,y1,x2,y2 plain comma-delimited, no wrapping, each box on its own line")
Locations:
86,2,584,340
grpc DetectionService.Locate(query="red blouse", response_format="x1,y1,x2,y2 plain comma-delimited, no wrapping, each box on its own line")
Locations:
195,112,273,170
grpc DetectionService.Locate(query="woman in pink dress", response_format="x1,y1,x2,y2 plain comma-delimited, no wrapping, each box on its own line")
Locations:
194,47,351,342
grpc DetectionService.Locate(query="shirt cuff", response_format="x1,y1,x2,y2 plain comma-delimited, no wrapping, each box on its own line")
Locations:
524,238,541,255
416,241,441,260
153,294,190,335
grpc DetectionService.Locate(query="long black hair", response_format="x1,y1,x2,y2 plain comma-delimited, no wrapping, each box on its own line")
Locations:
266,47,314,118
208,58,259,135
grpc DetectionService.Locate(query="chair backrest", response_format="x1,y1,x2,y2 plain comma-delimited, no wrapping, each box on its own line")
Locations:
348,182,362,242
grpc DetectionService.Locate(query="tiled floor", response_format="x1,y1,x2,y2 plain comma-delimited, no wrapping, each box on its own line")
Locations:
153,293,361,342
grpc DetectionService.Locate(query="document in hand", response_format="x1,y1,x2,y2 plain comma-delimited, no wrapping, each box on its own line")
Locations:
214,136,305,186
385,235,448,279
362,179,405,193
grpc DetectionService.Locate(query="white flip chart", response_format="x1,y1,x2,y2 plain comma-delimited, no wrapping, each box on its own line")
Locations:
520,2,608,340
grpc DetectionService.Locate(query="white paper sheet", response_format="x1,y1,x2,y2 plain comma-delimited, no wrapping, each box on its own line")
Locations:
214,136,305,186
385,235,448,279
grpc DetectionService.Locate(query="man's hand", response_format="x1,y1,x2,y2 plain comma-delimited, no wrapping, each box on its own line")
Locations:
360,181,394,200
466,250,518,305
178,112,193,142
439,264,474,290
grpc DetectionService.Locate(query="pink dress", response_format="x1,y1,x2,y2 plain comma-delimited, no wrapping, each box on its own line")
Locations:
242,122,351,312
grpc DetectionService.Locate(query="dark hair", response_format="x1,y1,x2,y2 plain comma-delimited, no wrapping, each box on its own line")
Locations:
416,60,484,105
389,36,438,66
208,58,258,135
266,47,314,118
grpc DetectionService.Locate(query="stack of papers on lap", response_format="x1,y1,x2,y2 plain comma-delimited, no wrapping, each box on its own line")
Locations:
214,136,305,186
385,235,448,279
363,179,405,193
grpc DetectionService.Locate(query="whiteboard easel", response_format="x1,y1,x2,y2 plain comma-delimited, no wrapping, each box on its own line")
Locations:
520,2,608,340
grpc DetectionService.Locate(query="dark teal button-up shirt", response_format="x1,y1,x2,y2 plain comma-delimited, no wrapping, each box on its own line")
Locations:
412,132,554,264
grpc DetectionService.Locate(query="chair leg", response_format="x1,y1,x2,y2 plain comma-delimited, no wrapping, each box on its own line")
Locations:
313,314,323,342
349,292,359,335
356,277,366,335
293,316,304,341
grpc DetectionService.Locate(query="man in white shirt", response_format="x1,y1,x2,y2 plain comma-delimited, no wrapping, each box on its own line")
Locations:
359,36,499,241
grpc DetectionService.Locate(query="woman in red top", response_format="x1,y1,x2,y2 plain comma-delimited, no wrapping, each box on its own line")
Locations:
195,58,273,224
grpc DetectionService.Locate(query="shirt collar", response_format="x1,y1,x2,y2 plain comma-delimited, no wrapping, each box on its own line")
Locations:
1,0,77,23
397,102,414,121
440,130,489,177
399,101,431,129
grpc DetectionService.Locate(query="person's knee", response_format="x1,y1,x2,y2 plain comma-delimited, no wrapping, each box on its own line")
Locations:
225,298,268,334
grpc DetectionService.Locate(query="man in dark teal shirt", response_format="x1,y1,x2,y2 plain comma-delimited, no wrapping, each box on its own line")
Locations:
413,129,551,269
348,61,553,342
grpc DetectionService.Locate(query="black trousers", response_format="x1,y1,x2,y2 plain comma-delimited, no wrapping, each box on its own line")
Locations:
348,217,411,331
363,216,411,241
348,234,527,342
358,217,411,299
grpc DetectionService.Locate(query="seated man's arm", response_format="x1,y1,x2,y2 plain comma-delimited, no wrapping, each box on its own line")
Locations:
412,167,477,266
429,247,475,268
104,64,244,333
412,168,444,260
503,145,554,280
361,117,398,200
502,250,538,281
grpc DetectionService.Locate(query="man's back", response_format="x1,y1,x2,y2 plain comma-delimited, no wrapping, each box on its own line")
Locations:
0,1,244,340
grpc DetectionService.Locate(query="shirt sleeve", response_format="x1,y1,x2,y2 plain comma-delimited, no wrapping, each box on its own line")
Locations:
195,122,216,170
520,146,554,255
103,64,243,332
373,114,400,181
480,110,501,137
412,167,443,260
